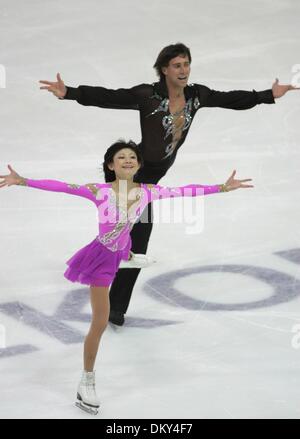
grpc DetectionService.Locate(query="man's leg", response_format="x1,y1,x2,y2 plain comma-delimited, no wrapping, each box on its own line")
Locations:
109,204,153,322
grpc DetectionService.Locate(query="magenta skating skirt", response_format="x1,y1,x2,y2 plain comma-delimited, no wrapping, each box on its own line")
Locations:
64,237,130,287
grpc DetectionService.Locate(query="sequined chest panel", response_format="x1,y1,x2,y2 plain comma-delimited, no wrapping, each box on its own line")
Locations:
146,90,200,159
97,186,147,252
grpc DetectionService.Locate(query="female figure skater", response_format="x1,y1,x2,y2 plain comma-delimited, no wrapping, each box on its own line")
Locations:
0,140,253,415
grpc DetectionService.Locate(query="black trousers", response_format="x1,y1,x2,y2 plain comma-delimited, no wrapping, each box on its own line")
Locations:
109,157,176,314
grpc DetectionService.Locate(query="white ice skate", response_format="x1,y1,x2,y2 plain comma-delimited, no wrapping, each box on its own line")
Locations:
75,371,100,415
119,252,157,269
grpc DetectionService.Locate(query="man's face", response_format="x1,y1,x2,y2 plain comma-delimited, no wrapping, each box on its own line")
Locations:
162,55,191,88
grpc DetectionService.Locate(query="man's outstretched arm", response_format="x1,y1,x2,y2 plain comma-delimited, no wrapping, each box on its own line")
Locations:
39,73,146,110
197,78,300,110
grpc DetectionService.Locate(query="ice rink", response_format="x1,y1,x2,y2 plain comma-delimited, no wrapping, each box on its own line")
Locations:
0,0,300,419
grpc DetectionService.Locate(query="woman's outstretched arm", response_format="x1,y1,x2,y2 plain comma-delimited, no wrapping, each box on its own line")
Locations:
146,170,253,201
0,165,101,204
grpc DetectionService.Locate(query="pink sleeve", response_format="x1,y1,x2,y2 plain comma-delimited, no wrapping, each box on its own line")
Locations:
24,179,103,204
146,183,220,201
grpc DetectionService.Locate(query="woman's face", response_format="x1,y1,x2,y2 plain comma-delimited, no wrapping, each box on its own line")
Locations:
108,148,140,180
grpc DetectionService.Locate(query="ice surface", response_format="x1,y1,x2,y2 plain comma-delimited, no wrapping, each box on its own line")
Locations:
0,0,300,419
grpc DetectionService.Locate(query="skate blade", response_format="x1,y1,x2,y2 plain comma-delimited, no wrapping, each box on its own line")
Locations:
75,401,99,415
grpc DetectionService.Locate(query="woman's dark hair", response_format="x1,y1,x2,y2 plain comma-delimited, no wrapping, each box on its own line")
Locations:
153,43,192,81
103,140,144,182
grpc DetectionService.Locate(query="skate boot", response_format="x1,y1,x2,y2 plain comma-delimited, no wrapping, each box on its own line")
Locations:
75,371,100,415
119,252,157,269
109,309,125,326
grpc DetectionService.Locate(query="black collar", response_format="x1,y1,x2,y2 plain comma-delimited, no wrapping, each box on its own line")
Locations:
153,80,194,100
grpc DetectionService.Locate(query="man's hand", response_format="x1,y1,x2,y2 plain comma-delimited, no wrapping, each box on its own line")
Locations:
272,78,300,99
39,73,67,99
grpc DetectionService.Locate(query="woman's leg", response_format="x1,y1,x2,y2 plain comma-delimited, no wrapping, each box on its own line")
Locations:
84,286,110,372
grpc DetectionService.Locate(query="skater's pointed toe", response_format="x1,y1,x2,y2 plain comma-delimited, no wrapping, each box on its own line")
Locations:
119,252,157,269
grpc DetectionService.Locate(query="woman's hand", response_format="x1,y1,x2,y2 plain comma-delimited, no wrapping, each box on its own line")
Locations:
222,170,253,192
0,165,24,188
39,73,67,99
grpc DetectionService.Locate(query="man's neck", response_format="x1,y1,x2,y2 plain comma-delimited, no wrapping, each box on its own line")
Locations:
165,79,185,100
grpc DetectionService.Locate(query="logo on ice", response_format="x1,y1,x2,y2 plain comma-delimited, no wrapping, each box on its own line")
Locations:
0,65,6,88
0,324,6,349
